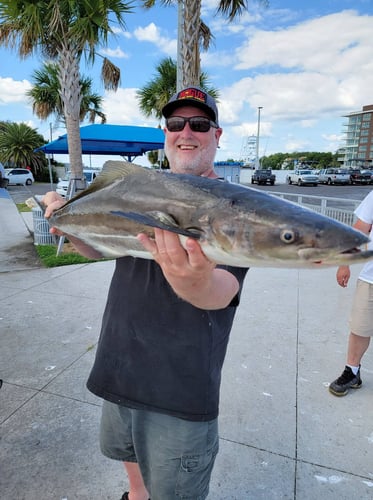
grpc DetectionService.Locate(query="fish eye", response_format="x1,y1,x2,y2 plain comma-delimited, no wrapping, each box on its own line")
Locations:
280,229,297,244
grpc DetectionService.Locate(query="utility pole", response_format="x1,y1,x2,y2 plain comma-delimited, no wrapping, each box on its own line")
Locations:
256,106,263,169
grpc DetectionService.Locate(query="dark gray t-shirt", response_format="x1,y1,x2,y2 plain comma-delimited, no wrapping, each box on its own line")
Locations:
87,257,248,421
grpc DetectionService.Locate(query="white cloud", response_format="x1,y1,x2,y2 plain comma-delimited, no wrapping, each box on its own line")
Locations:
201,51,236,68
201,10,373,130
299,120,317,128
133,22,176,56
202,0,263,33
102,87,159,127
0,77,31,105
284,138,311,152
111,26,132,38
100,46,129,59
235,11,373,73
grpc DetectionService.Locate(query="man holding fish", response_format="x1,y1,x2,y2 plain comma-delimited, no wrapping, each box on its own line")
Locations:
43,87,249,500
43,84,373,499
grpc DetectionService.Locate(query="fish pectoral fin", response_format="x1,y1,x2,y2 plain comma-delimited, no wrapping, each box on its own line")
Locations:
110,210,200,239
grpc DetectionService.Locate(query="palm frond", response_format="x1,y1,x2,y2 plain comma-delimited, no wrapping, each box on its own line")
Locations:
101,57,121,90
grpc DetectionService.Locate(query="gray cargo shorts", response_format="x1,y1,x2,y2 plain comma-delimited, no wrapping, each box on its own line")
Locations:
100,400,219,500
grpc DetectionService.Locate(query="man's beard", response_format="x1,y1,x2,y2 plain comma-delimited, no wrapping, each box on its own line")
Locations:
165,144,217,175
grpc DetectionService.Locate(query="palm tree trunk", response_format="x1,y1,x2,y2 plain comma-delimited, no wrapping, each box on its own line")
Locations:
58,44,85,190
176,0,184,91
182,0,201,87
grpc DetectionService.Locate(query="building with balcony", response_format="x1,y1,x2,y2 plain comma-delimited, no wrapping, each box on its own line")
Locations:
339,104,373,168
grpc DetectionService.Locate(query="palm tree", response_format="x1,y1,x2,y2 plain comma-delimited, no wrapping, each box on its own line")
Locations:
143,0,268,88
0,122,48,174
0,0,133,188
27,62,107,128
137,57,219,120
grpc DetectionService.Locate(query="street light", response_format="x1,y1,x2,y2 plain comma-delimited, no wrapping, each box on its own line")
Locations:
255,106,263,169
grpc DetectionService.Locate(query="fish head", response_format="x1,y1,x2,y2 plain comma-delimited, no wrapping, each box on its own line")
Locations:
201,192,373,268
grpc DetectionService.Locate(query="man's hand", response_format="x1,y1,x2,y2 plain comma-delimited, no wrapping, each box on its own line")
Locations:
42,192,66,235
336,265,350,288
137,228,239,310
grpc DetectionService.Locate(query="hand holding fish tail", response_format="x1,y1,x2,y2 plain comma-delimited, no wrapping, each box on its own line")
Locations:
137,228,239,310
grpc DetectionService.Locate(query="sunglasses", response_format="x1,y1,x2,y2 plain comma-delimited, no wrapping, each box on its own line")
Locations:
166,116,218,133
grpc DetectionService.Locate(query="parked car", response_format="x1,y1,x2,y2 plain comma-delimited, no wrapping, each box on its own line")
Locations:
4,168,34,186
318,168,350,185
360,170,373,184
56,169,99,197
251,169,276,185
286,169,319,186
349,169,372,185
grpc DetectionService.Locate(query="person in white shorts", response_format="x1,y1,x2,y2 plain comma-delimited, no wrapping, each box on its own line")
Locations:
329,190,373,396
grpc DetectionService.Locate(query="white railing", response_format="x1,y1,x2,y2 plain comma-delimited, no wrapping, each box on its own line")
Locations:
267,191,359,226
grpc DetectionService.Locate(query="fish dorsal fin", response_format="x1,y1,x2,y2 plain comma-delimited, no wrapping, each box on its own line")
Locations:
62,161,146,206
94,161,146,188
99,160,144,183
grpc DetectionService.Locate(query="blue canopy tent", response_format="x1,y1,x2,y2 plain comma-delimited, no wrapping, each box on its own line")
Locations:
37,124,165,161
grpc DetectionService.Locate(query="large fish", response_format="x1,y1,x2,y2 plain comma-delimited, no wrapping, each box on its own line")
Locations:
47,161,373,268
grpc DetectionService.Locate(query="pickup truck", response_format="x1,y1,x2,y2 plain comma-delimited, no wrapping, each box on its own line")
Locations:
251,169,276,185
318,168,350,185
349,169,372,185
286,169,319,186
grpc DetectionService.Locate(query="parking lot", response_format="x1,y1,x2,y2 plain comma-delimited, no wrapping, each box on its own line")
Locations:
253,182,372,202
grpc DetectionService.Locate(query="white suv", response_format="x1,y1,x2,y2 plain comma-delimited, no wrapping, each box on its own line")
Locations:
56,169,99,197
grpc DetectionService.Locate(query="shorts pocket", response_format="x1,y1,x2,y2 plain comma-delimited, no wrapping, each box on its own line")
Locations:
175,439,219,499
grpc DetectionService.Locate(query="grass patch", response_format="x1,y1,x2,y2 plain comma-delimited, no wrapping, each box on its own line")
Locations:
35,244,101,268
17,203,32,212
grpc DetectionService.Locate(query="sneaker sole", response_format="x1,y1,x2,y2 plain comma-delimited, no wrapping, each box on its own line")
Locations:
329,383,362,397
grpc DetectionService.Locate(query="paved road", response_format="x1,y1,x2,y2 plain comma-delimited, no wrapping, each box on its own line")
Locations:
6,182,56,205
246,181,372,201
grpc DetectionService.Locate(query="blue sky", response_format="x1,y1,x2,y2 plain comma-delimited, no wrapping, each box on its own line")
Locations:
1,0,373,168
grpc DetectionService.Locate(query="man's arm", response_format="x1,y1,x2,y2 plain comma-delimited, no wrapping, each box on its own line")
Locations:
336,218,372,288
138,228,240,310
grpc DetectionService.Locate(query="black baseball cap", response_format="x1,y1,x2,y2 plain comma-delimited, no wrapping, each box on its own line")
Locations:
162,86,219,125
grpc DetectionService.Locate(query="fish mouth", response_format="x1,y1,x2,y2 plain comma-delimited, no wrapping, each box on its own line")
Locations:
299,244,373,266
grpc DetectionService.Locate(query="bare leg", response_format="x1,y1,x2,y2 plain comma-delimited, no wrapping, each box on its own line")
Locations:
124,462,149,500
346,332,370,366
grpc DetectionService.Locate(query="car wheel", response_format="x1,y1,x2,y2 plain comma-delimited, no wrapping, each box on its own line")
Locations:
327,178,332,185
26,179,33,185
297,179,302,186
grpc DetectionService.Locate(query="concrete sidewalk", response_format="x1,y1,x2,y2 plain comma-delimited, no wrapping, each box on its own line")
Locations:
1,190,373,499
0,188,40,272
